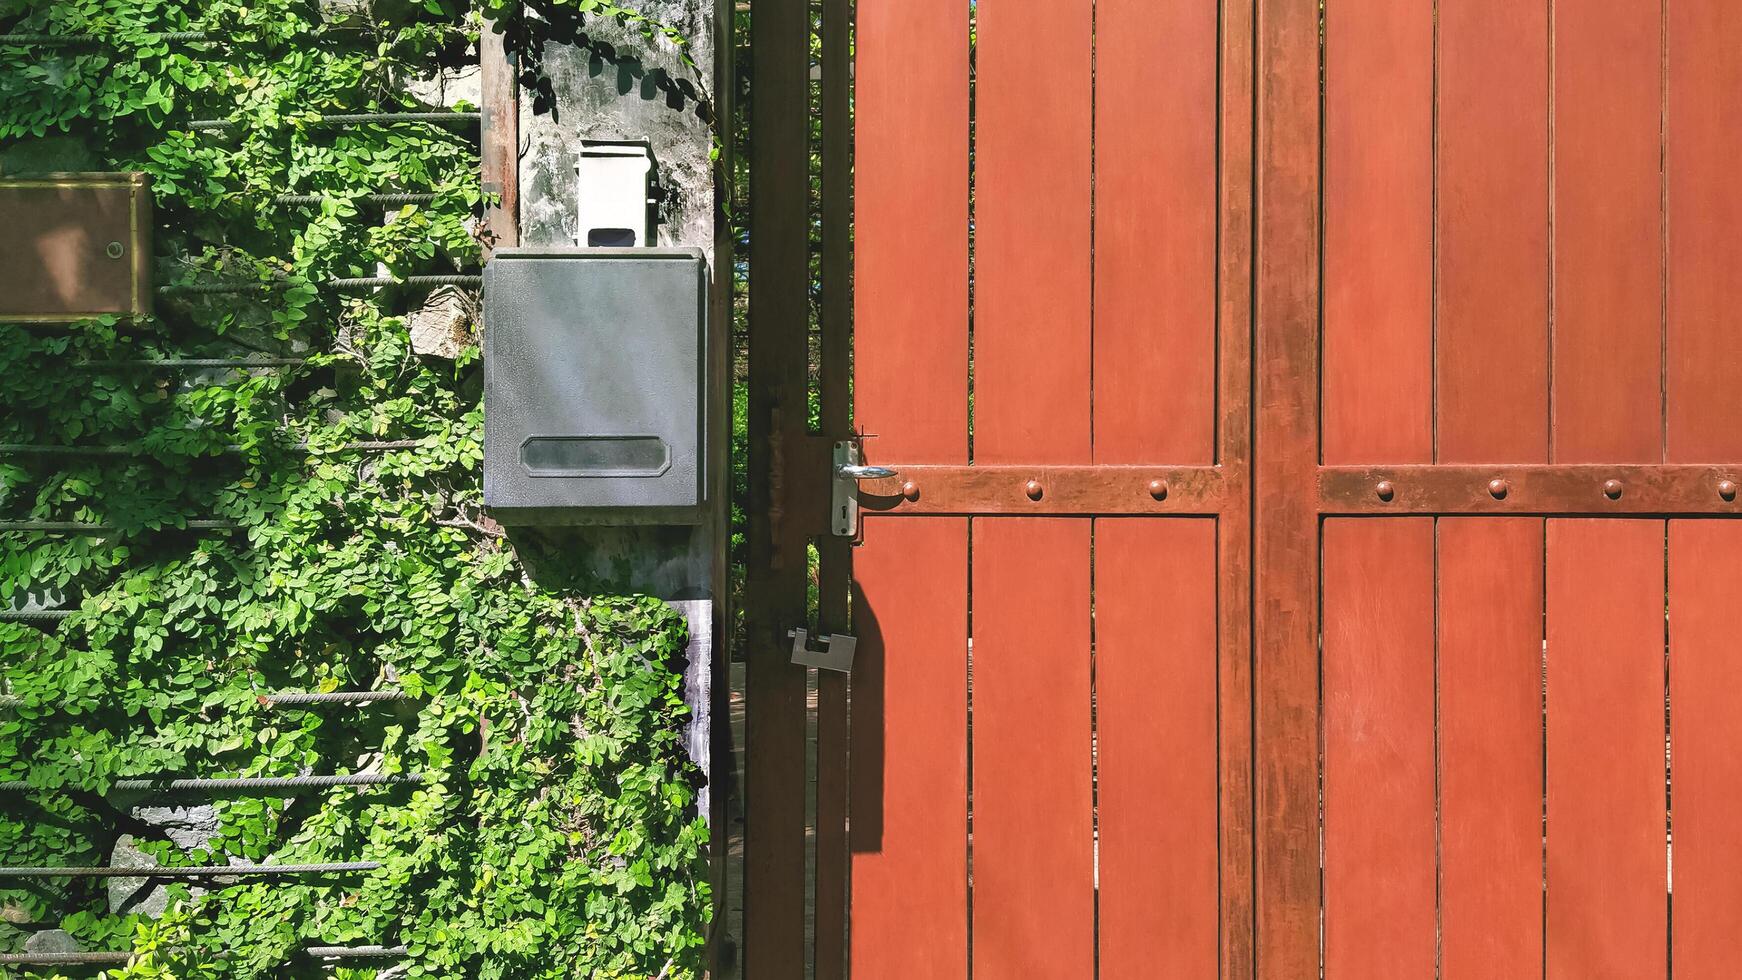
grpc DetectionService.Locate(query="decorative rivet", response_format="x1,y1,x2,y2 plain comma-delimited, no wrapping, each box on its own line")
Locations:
1375,480,1395,502
105,241,125,259
1603,479,1625,500
901,481,921,502
1148,479,1169,501
1025,480,1044,501
1720,480,1738,502
1488,478,1510,500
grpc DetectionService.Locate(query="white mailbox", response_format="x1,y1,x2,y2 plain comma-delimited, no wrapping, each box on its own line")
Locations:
576,140,657,247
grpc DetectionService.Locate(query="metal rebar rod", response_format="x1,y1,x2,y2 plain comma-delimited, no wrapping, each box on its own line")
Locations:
72,358,315,369
305,946,408,958
0,520,243,534
0,945,408,966
326,274,482,290
0,862,380,878
0,773,422,793
187,111,479,131
0,32,212,46
0,440,423,457
273,193,440,207
262,691,407,706
158,274,479,295
0,695,18,707
0,609,73,622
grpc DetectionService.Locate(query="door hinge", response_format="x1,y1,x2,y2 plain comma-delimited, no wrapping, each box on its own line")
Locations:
788,627,857,673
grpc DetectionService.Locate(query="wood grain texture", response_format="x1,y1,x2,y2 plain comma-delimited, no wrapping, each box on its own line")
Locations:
972,0,1092,465
1439,518,1546,979
1552,0,1664,463
853,0,968,466
1668,520,1742,976
478,20,518,255
1322,518,1438,979
1436,0,1549,463
1666,0,1742,462
1093,0,1217,464
848,518,969,979
1322,0,1434,464
1095,518,1219,979
1545,519,1667,979
1254,0,1325,973
970,518,1094,978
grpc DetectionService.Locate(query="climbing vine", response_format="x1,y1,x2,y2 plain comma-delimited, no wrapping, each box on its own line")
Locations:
0,1,709,977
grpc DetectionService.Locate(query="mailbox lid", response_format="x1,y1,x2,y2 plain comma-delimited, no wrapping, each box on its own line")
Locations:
483,247,707,522
0,172,153,322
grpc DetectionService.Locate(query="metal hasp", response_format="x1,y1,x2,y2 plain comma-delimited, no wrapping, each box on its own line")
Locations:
483,248,708,525
788,628,856,673
0,172,153,322
831,440,898,537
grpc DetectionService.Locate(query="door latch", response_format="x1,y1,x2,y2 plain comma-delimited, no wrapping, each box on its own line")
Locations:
832,440,897,537
788,628,857,673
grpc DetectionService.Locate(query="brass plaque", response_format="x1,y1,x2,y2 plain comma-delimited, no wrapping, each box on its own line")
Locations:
0,172,152,322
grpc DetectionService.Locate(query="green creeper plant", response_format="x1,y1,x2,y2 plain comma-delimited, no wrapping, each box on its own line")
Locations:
0,1,710,976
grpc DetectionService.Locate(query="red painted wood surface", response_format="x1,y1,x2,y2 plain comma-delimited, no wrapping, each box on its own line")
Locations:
1436,0,1550,464
970,518,1094,978
1093,0,1217,465
1439,518,1546,978
1667,0,1742,462
848,519,969,977
853,0,968,467
972,0,1092,465
1095,518,1218,978
1552,0,1664,463
1669,520,1742,975
1322,0,1433,465
1322,518,1437,978
1545,519,1667,979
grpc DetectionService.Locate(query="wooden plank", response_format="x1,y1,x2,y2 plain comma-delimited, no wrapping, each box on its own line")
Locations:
1096,518,1219,978
853,0,969,468
479,20,518,255
1552,0,1664,462
1253,0,1324,972
970,518,1094,978
1319,463,1742,515
1545,519,1667,979
1322,0,1434,464
1322,518,1437,979
1668,520,1742,974
1666,0,1742,462
1093,0,1217,464
1438,518,1546,978
1216,1,1258,974
972,0,1092,465
1436,0,1549,463
744,0,814,973
847,518,969,978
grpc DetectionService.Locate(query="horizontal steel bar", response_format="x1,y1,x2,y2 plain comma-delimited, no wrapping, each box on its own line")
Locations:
262,691,406,705
0,862,379,878
274,192,439,207
1320,464,1742,515
0,945,407,966
0,773,421,793
157,275,479,295
853,464,1229,517
0,520,242,534
72,358,316,369
0,609,73,622
188,112,479,131
0,440,423,457
0,32,211,45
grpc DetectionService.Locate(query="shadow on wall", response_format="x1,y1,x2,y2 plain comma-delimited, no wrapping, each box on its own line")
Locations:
493,6,713,123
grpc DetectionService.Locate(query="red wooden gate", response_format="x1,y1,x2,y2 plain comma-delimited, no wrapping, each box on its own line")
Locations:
745,1,1742,977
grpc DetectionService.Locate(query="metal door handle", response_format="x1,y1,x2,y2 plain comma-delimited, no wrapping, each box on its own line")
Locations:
836,464,898,480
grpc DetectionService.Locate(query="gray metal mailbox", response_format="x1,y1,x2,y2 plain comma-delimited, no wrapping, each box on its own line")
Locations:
483,248,708,524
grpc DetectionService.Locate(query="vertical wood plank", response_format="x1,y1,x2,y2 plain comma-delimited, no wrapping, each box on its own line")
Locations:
1439,518,1546,978
1322,0,1434,464
1217,1,1259,974
1254,0,1324,973
848,0,971,975
1436,0,1550,463
1093,0,1217,464
1668,520,1742,975
745,0,814,973
1322,518,1438,979
847,518,969,978
1552,0,1664,462
479,17,519,256
1545,519,1667,979
1665,1,1742,462
1096,518,1219,978
971,518,1094,978
973,0,1092,465
853,0,969,467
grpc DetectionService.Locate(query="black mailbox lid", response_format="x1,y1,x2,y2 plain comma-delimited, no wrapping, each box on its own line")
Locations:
483,248,707,523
